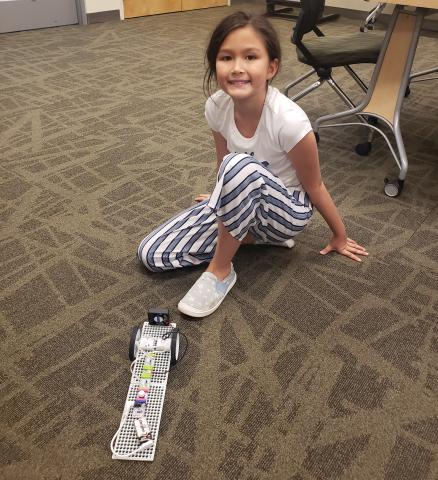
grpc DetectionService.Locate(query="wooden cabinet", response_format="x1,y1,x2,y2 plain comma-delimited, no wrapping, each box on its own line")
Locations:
181,0,227,11
124,0,227,18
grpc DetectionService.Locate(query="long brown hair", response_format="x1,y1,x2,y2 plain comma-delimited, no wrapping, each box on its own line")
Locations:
204,11,281,97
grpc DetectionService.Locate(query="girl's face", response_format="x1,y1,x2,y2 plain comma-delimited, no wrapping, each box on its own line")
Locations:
215,25,278,106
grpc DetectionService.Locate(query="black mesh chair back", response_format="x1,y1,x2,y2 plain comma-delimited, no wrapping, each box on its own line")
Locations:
292,0,325,45
284,0,384,106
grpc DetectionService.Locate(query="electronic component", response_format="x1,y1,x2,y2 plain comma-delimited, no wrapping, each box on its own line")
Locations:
134,417,153,444
148,308,170,326
132,404,146,419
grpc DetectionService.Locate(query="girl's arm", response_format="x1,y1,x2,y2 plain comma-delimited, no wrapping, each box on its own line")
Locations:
289,132,368,262
195,130,229,202
212,130,230,170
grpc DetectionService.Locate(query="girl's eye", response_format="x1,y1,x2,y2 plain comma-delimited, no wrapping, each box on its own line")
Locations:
220,56,232,61
246,55,256,60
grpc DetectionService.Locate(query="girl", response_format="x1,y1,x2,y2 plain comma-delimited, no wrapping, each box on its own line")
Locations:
138,11,368,318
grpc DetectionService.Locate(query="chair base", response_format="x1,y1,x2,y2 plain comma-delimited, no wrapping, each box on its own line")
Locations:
283,67,367,115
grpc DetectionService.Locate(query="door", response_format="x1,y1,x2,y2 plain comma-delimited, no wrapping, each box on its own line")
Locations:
124,0,181,18
181,0,227,11
0,0,78,34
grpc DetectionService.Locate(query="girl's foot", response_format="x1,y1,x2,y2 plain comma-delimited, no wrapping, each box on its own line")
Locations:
241,233,294,249
178,264,237,318
254,238,295,249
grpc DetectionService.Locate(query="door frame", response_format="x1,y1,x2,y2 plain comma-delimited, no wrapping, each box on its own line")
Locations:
76,0,87,25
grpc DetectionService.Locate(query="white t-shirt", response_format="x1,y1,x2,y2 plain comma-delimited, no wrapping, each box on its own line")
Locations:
205,86,312,189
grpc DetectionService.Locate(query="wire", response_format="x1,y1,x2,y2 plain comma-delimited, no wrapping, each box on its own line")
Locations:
130,352,151,381
110,401,154,458
111,432,153,458
161,327,179,340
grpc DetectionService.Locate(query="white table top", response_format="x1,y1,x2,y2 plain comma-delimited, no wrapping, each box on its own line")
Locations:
365,0,438,8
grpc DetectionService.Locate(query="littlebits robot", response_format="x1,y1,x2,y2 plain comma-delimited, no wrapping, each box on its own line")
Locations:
111,308,182,461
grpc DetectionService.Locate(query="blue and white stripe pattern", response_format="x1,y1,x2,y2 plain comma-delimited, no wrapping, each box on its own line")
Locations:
138,153,313,272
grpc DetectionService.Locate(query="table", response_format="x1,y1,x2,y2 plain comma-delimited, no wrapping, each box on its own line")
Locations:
314,0,438,197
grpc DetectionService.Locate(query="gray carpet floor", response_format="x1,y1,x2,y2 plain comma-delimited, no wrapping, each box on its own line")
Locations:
1,3,438,479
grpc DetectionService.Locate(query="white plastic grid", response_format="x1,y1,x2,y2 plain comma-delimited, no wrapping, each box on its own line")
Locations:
112,323,174,461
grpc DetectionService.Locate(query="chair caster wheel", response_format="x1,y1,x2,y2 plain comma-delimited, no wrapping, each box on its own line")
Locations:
314,131,320,143
355,142,372,156
405,85,411,97
129,323,143,361
384,178,404,197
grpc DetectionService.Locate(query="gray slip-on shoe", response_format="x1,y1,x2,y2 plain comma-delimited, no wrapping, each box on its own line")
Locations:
178,265,237,318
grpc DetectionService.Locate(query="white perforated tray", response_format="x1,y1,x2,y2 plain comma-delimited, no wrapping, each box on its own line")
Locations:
112,323,173,461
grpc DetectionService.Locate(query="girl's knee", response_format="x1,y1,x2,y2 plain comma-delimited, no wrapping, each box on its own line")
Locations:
221,152,252,169
137,241,161,272
219,153,261,180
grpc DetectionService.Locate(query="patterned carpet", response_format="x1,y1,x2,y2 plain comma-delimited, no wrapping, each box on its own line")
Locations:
1,3,438,479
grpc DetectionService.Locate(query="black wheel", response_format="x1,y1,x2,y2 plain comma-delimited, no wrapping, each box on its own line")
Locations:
405,85,411,97
314,131,320,143
129,324,142,361
170,331,180,366
384,178,404,197
355,142,372,156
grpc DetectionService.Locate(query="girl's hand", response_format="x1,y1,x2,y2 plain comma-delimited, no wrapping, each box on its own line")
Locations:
320,236,368,262
195,194,210,202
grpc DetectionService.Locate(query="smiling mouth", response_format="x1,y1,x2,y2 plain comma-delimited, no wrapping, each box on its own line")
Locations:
228,80,250,86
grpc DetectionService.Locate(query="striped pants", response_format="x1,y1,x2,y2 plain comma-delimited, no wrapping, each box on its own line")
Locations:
138,153,313,272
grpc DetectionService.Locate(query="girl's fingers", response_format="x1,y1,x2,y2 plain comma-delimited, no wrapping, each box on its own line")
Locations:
320,245,333,255
347,239,368,254
343,245,367,261
349,245,368,255
347,239,361,248
339,247,362,262
347,251,362,262
321,240,368,261
195,194,209,202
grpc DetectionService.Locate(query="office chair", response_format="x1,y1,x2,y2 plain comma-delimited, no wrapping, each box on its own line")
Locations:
283,0,384,114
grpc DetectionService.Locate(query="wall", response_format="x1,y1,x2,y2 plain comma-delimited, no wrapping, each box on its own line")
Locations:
84,0,124,16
